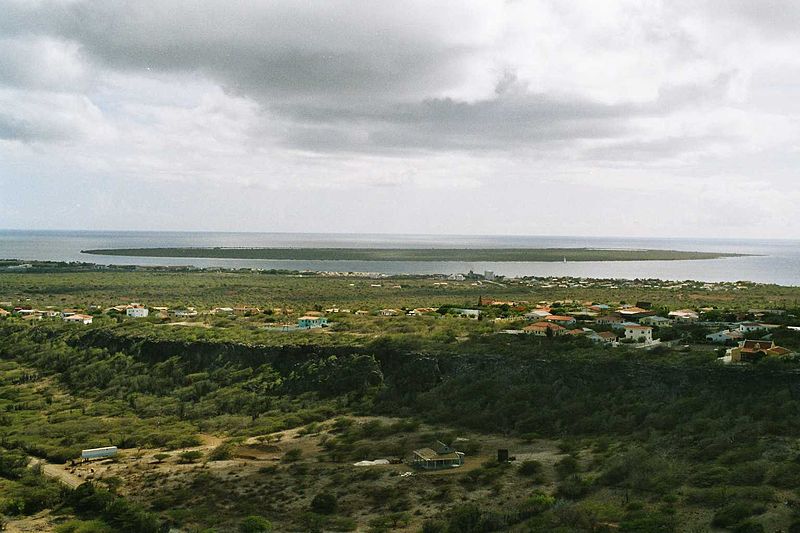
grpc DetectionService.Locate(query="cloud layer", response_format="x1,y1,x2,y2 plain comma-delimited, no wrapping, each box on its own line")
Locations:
1,0,799,236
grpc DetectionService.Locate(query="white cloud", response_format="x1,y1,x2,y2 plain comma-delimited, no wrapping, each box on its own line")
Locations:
1,0,799,237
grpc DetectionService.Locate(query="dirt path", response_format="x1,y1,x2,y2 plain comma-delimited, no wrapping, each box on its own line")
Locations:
27,458,84,489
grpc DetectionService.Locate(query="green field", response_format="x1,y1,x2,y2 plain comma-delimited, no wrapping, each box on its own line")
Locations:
80,246,743,262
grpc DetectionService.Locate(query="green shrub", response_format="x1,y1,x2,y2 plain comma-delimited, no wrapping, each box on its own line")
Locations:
239,515,273,532
54,520,113,533
178,450,203,464
711,502,765,528
310,492,337,515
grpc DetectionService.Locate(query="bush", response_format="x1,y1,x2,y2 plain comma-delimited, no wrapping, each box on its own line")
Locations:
734,521,765,533
556,475,590,499
54,520,113,533
768,462,800,488
283,449,302,463
712,502,765,528
310,492,337,515
728,462,767,486
555,456,579,478
209,442,234,461
518,460,543,476
239,515,273,532
178,450,203,464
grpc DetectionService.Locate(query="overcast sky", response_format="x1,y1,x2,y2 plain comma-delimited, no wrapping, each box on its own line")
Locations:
1,0,799,238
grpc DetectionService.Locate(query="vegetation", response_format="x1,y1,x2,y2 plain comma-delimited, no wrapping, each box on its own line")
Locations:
3,268,800,530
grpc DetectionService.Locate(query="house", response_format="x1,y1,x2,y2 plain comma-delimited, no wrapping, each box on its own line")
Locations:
64,314,93,325
728,340,794,362
564,328,586,336
624,325,653,343
588,304,610,312
737,322,776,334
354,310,370,316
408,441,464,470
172,308,198,318
594,331,618,343
544,315,576,326
639,316,672,327
297,316,328,329
706,330,743,344
618,307,655,319
126,304,149,318
612,321,640,331
669,309,699,323
380,308,400,316
524,309,552,320
523,322,566,337
408,307,436,316
455,309,481,319
595,314,624,326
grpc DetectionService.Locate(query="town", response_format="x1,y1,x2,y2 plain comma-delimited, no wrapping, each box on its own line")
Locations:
2,268,797,366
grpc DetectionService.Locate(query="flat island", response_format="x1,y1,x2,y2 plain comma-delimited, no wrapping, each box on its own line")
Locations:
81,247,744,262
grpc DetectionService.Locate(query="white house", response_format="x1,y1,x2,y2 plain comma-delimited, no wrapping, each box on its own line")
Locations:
668,309,699,323
524,309,552,320
706,329,743,344
624,325,653,343
172,308,198,318
64,314,93,325
737,322,776,334
455,309,481,319
639,316,672,327
126,304,149,318
297,316,328,329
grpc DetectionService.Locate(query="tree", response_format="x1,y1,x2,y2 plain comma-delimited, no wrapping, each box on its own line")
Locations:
310,492,337,515
239,516,273,532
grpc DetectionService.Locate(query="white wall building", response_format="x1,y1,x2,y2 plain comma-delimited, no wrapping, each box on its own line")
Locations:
126,305,149,318
624,325,653,343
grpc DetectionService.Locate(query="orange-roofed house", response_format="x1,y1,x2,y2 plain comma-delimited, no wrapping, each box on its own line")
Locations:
545,315,576,326
523,322,566,337
728,340,795,362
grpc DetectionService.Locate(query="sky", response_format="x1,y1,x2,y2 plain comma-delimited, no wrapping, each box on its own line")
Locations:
1,0,799,238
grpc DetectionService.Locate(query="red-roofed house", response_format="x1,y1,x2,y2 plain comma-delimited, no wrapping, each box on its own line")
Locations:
523,322,566,337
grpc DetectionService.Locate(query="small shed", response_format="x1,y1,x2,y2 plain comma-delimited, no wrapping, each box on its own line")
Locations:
81,446,118,460
408,441,464,470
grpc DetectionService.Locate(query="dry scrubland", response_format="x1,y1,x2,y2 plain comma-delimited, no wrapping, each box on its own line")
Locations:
3,268,800,531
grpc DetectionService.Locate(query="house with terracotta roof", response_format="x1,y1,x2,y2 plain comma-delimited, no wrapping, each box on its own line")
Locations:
544,315,576,326
618,307,655,319
523,322,566,337
595,314,624,326
727,340,794,362
63,314,93,325
595,331,618,343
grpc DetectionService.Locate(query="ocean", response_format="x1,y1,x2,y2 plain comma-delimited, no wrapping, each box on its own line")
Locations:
1,230,799,285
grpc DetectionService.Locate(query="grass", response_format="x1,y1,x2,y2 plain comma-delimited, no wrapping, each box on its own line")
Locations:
80,247,744,262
